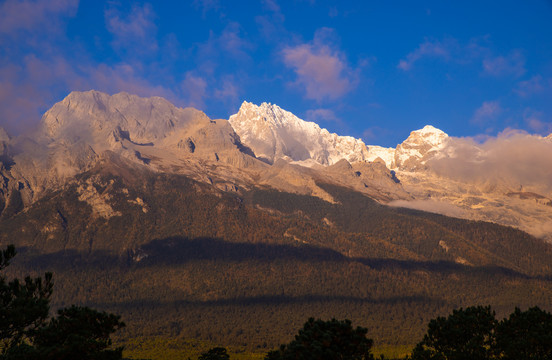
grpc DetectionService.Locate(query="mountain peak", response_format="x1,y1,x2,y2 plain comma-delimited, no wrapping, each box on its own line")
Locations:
408,125,448,145
394,125,448,170
41,90,208,145
229,101,369,166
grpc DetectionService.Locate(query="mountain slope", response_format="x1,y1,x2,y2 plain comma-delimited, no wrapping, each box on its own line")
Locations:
229,104,552,241
3,155,552,355
2,91,552,356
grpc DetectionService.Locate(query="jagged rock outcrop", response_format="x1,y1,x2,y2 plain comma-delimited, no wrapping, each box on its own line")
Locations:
393,125,448,170
229,101,370,166
2,91,551,241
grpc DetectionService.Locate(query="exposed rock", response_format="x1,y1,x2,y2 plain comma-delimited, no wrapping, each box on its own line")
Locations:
229,101,370,166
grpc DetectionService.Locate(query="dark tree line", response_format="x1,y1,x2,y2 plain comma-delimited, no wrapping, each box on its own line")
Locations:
0,245,125,360
411,305,552,360
197,306,552,360
3,241,552,360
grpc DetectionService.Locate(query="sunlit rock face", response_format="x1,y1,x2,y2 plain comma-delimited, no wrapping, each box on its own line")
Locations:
393,125,448,171
1,91,552,242
229,101,370,166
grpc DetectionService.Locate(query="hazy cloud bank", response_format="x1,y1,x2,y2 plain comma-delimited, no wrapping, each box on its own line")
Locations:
389,199,468,218
429,131,552,193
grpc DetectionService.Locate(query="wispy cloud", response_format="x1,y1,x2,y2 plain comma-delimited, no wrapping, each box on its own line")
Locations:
262,0,280,12
0,1,182,134
198,22,253,67
482,50,525,77
180,72,208,109
471,100,502,125
305,108,340,124
282,28,357,101
256,0,286,41
389,199,468,218
514,75,545,97
398,37,527,80
523,108,552,135
105,3,158,57
0,0,78,34
397,38,450,71
214,75,240,106
0,0,80,133
192,0,221,17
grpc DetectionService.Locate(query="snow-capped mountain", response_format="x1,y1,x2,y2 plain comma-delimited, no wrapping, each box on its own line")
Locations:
229,102,552,241
1,91,552,241
228,102,449,171
364,125,449,170
229,101,370,166
392,125,448,170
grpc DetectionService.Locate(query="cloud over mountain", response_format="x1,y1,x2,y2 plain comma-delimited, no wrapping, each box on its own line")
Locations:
428,130,552,193
282,28,357,101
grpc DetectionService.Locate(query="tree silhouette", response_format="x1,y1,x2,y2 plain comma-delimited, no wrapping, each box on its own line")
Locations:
495,306,552,360
266,317,375,360
198,347,230,360
0,245,124,360
0,245,53,353
411,306,497,360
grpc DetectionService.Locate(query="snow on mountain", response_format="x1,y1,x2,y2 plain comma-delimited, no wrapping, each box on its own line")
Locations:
229,101,370,166
366,145,395,169
394,125,448,170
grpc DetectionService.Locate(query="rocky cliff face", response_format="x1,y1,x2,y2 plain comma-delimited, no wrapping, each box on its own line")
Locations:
229,101,370,166
0,91,408,222
229,104,552,241
1,91,551,241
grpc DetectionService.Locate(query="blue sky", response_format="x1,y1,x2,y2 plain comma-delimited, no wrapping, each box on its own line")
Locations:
1,0,551,147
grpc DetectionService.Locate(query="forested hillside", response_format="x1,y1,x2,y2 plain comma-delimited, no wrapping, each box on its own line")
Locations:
2,155,551,358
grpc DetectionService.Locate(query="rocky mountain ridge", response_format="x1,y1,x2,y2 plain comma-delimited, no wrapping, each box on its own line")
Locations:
229,101,371,166
1,90,551,241
229,101,552,241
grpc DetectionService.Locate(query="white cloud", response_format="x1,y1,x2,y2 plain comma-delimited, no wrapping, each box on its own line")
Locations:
515,75,545,97
523,108,552,135
282,28,357,101
192,0,221,17
305,108,340,124
397,39,450,71
482,50,525,77
389,199,468,218
198,22,252,67
180,72,208,109
428,131,552,193
471,101,502,125
0,0,78,34
214,76,239,104
262,0,280,12
105,3,158,56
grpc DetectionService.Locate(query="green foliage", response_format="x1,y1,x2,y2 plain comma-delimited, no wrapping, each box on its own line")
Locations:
266,318,375,360
495,306,552,360
198,347,230,360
